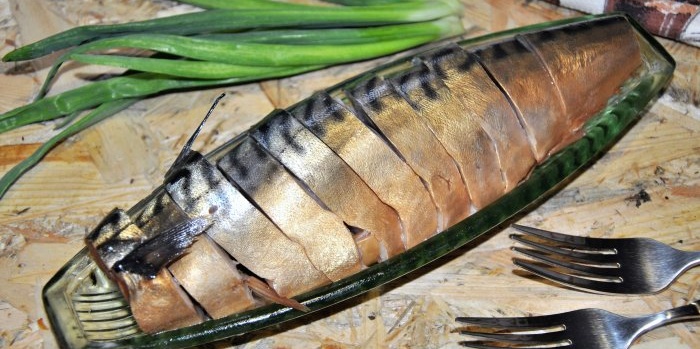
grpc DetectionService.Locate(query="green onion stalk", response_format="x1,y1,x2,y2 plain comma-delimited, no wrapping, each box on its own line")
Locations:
0,0,464,199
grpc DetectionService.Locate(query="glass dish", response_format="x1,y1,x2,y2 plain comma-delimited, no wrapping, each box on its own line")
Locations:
43,13,675,349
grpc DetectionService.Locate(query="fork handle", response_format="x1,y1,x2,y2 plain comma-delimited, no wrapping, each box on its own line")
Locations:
685,250,700,268
641,299,700,333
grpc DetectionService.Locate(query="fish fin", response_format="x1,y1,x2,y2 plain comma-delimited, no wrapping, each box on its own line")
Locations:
165,93,226,178
112,217,210,278
244,277,310,312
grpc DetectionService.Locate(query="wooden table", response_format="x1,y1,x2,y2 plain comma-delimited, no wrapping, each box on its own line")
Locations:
0,1,698,348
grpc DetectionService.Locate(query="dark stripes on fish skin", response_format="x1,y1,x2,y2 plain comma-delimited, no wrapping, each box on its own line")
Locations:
418,44,465,79
349,74,437,112
112,218,210,279
86,208,132,247
396,68,415,99
476,35,568,161
489,43,508,59
473,39,530,61
86,208,147,272
251,111,311,154
349,72,471,230
390,63,441,109
218,136,363,281
167,167,196,210
365,77,385,112
419,76,438,100
456,53,479,73
345,79,409,162
129,188,194,246
133,193,167,229
418,43,484,76
218,135,324,215
560,17,597,35
252,110,305,154
472,40,531,130
530,16,618,45
166,151,234,225
166,140,332,298
252,109,406,262
344,76,387,113
217,137,276,196
292,94,346,138
292,89,440,247
324,94,347,123
532,26,556,42
166,151,227,198
97,238,144,270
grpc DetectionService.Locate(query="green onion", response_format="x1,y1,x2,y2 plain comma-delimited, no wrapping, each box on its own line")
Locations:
3,1,462,62
180,0,417,8
69,18,459,66
0,99,138,199
37,18,461,98
69,56,300,79
1,67,321,133
69,35,433,70
187,17,461,45
323,0,415,5
178,0,333,10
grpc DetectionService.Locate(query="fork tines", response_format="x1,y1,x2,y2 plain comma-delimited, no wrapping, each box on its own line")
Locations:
510,224,623,293
456,314,570,348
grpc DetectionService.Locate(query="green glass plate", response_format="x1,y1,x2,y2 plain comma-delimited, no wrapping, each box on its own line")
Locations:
43,13,675,349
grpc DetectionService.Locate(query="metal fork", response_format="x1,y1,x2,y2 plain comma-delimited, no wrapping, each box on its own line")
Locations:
509,224,700,294
456,300,700,348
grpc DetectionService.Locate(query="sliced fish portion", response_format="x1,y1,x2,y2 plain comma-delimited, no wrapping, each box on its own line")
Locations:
522,16,642,136
86,212,204,333
422,44,535,192
250,110,405,263
474,37,568,162
390,62,501,209
347,76,470,229
165,151,329,297
290,92,439,248
168,235,257,319
118,268,205,334
78,15,648,335
217,137,362,282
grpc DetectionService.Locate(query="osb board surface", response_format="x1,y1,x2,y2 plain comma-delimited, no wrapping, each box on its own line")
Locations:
0,0,698,348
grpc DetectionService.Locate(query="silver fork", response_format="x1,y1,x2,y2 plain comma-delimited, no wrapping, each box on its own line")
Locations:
510,224,700,294
456,300,700,348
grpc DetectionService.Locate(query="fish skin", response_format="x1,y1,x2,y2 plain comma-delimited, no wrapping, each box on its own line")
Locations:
522,16,642,137
112,217,209,278
390,61,502,209
86,208,145,273
421,44,536,193
165,151,329,298
168,235,258,319
473,37,568,162
133,191,192,239
118,268,205,334
347,76,470,229
251,110,405,262
86,208,132,248
88,216,205,333
291,92,439,248
217,137,362,282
